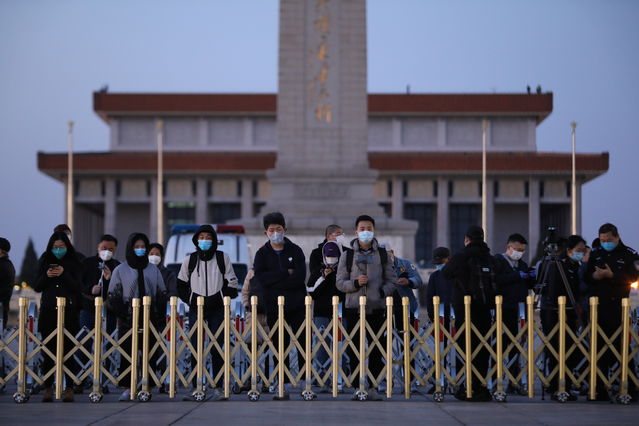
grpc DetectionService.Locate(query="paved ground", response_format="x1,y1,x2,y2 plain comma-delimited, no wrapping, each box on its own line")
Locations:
0,388,636,426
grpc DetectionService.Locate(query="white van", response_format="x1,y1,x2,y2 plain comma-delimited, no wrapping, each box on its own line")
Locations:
164,224,250,290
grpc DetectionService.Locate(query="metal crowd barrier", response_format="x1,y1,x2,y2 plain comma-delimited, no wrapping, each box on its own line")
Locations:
0,294,637,404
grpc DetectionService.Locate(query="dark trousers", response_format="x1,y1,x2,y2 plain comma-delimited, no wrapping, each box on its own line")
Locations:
117,318,160,389
540,308,579,393
267,309,305,385
453,301,491,391
343,308,386,388
39,307,80,388
502,306,523,382
188,306,224,388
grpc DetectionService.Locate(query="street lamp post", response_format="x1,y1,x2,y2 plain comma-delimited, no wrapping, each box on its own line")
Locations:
157,120,164,245
482,119,488,241
570,122,577,235
67,121,74,232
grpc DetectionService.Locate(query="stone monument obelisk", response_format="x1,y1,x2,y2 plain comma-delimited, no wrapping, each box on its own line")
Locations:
241,0,417,258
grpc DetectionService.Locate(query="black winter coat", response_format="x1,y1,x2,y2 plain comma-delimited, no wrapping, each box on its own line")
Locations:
81,255,121,311
307,242,345,318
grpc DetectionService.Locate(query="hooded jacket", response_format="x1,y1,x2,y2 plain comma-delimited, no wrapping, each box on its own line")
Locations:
33,232,83,310
336,238,398,312
307,240,345,317
107,233,166,324
176,224,238,306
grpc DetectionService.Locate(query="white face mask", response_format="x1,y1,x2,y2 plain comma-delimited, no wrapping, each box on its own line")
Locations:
325,256,339,265
99,250,113,261
148,255,162,265
335,234,348,247
508,250,524,261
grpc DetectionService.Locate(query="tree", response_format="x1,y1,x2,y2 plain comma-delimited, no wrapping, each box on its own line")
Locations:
19,238,39,288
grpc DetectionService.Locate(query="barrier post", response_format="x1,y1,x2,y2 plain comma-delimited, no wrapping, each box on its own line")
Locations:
331,296,340,398
495,296,505,398
558,296,567,396
526,295,535,398
620,298,631,400
141,296,151,395
464,295,472,399
91,297,104,398
14,298,28,402
359,296,367,397
588,297,598,401
55,297,66,400
223,296,231,399
168,296,177,398
195,296,204,393
385,296,393,399
130,298,140,400
302,296,315,400
277,296,285,399
249,295,259,400
433,296,442,396
402,297,411,399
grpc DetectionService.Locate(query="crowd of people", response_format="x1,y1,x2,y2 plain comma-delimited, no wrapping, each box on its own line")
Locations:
0,214,637,404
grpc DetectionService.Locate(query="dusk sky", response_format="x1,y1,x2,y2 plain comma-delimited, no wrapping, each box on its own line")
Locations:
1,0,638,270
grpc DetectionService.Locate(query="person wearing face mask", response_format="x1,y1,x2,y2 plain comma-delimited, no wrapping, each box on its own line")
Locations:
0,237,16,331
53,224,86,262
493,233,535,394
336,215,398,401
107,233,167,402
539,235,586,401
307,240,345,391
33,231,83,402
148,243,177,298
425,247,453,323
585,223,639,401
176,224,238,401
253,212,306,400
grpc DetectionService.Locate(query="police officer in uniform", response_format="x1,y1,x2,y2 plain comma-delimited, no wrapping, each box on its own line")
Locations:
585,223,639,401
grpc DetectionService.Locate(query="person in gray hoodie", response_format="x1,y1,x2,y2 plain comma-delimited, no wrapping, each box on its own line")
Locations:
176,224,238,401
336,215,397,401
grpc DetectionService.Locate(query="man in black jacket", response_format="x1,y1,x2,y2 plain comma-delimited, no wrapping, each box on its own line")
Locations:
585,223,639,401
0,237,15,330
443,225,493,402
493,233,534,394
253,212,306,400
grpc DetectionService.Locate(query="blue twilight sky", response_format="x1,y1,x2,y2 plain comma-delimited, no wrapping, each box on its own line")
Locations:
1,0,638,270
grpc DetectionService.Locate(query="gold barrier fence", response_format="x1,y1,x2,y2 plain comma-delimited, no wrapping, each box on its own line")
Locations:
0,295,637,403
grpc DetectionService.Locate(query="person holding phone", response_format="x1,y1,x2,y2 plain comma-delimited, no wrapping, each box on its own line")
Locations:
33,231,84,402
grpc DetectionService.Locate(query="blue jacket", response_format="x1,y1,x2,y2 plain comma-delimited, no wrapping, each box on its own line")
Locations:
392,256,423,314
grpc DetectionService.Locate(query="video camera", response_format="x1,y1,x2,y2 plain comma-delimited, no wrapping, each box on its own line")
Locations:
541,226,559,256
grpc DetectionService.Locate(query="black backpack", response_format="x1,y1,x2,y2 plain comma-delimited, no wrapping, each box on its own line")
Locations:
345,246,389,283
177,251,238,304
464,255,497,307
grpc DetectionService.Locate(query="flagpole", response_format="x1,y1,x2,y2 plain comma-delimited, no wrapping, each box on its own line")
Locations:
570,122,577,235
482,119,488,240
157,120,165,245
67,121,74,232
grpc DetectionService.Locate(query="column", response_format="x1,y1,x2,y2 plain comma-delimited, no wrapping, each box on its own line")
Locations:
195,178,208,224
528,178,540,264
391,178,403,219
104,178,117,236
436,177,449,248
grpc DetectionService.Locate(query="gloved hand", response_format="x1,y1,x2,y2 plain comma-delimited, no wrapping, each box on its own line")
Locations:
528,268,537,279
518,270,529,280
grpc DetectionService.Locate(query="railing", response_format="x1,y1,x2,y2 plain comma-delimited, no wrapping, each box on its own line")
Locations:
0,295,637,404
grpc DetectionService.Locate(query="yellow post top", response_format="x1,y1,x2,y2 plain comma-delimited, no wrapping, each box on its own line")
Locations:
495,295,503,305
589,296,598,306
464,295,471,304
95,296,103,307
56,297,66,307
250,295,258,305
278,295,285,305
526,295,533,304
305,295,313,305
402,296,409,306
433,295,440,305
331,295,340,306
386,296,393,306
19,297,27,307
359,295,367,306
168,296,177,306
558,296,566,305
142,295,152,305
223,296,231,306
622,297,629,307
132,298,140,307
196,296,204,306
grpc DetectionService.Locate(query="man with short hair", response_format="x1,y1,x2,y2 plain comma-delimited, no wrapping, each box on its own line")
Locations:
336,215,397,401
443,225,494,401
253,212,306,400
585,223,639,401
493,233,535,394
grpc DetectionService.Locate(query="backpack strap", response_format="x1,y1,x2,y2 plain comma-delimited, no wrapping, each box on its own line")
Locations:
378,246,388,283
345,248,354,274
187,252,198,281
215,250,226,276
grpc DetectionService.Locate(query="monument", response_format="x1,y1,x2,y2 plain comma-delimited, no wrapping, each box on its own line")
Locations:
238,0,418,258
